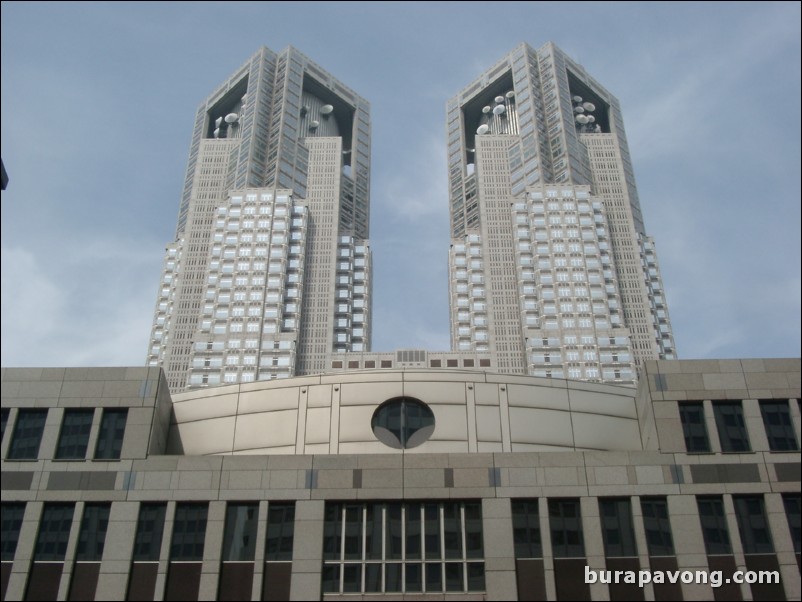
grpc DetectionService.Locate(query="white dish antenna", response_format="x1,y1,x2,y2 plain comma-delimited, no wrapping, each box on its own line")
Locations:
476,124,490,135
224,113,238,124
320,104,334,115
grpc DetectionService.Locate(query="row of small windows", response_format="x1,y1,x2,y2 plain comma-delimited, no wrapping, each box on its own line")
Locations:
513,493,801,560
1,500,295,601
679,399,799,453
1,408,127,461
330,358,492,370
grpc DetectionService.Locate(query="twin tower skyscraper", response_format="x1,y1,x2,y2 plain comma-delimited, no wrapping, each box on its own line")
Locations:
147,42,675,393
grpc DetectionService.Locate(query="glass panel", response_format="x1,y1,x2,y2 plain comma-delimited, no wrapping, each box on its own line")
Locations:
679,402,710,453
95,409,128,460
170,503,208,561
782,494,801,554
445,562,463,591
760,400,798,451
697,496,731,555
364,563,381,593
549,499,585,558
223,503,258,561
1,503,26,561
405,562,422,592
55,409,94,460
343,563,361,593
265,502,295,561
640,498,675,556
424,503,441,559
323,504,342,560
365,504,383,560
8,409,47,460
321,565,339,593
443,505,462,559
599,498,637,557
133,503,166,561
464,503,483,559
76,503,110,561
343,505,362,560
406,503,422,560
425,562,442,592
713,402,751,452
467,562,485,591
386,504,403,560
512,500,542,558
733,496,774,554
385,563,402,592
35,503,75,561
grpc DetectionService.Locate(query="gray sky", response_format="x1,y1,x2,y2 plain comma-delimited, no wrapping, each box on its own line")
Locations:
2,1,800,367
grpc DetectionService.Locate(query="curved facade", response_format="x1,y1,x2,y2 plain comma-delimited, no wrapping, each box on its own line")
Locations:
169,369,641,456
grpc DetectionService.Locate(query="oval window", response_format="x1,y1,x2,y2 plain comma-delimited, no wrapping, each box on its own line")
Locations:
371,397,435,449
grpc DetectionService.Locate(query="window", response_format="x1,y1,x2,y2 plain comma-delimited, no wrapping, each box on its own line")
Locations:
55,409,94,459
95,409,128,460
697,496,731,555
222,503,258,561
640,498,675,556
679,402,710,452
1,503,26,561
170,503,208,561
512,500,541,558
133,503,167,561
322,502,483,594
0,408,8,443
35,503,75,561
76,503,110,561
782,494,801,554
599,498,637,557
549,499,585,557
713,402,750,452
265,502,296,561
759,400,798,451
371,398,435,449
733,496,773,554
8,409,47,460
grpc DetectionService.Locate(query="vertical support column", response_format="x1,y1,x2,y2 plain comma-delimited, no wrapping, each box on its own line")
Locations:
481,498,517,600
289,500,325,601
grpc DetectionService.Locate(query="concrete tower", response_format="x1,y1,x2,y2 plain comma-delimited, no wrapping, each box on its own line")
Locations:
147,46,371,391
446,42,675,384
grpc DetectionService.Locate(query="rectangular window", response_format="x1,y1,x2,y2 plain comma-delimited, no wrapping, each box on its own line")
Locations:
599,498,637,557
713,402,751,452
1,503,26,560
697,496,731,555
222,503,258,561
679,402,710,453
782,494,801,554
133,503,167,561
170,503,208,561
759,400,799,451
265,502,295,561
512,500,542,558
76,503,110,561
548,499,585,558
640,498,675,556
35,503,75,561
733,496,774,554
8,409,47,460
0,408,9,443
323,502,483,594
55,409,94,459
94,409,127,460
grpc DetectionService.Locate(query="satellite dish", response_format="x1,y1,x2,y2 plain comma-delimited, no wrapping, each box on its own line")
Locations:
482,106,491,114
309,120,319,129
492,105,506,115
320,104,334,115
495,95,505,103
587,115,596,123
213,128,220,138
477,124,490,135
583,102,596,112
576,114,589,124
506,90,515,98
574,106,584,113
215,117,223,128
224,113,238,124
573,96,583,103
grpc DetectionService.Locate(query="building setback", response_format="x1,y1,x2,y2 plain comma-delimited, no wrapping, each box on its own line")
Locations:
446,43,675,383
1,359,800,601
146,46,372,393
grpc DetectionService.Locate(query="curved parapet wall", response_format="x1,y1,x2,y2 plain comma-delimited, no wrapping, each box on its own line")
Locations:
168,370,641,455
